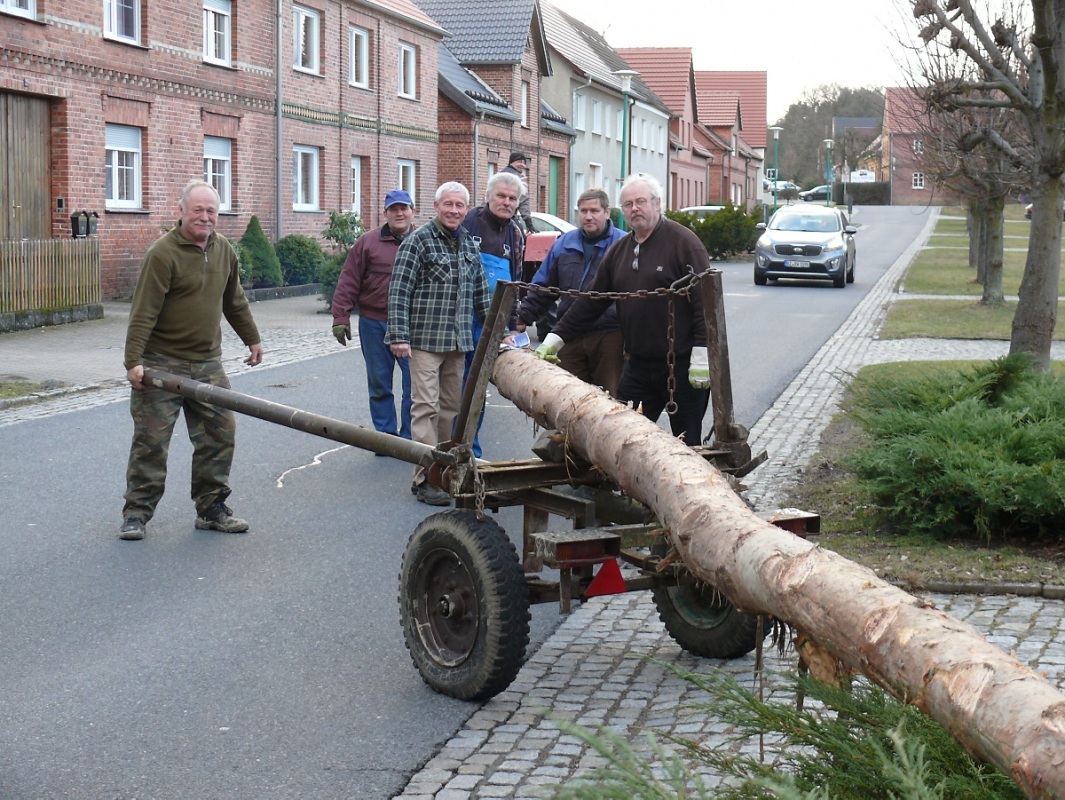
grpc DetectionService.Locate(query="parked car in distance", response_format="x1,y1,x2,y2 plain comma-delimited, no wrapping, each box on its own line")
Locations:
530,211,576,235
753,205,856,288
523,214,577,341
799,185,830,202
763,180,800,193
678,205,725,219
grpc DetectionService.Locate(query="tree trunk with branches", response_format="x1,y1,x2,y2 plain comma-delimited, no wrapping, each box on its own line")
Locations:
909,0,1062,365
494,351,1065,797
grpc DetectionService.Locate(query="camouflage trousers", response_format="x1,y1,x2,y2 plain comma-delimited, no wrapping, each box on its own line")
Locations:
122,354,237,522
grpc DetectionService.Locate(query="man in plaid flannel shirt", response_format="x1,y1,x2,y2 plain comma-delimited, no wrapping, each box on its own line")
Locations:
387,181,492,506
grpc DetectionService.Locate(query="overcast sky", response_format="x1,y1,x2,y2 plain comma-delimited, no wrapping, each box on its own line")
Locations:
549,0,914,121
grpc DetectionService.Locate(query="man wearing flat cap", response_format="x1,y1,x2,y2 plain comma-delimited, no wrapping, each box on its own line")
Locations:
501,151,535,233
331,189,415,440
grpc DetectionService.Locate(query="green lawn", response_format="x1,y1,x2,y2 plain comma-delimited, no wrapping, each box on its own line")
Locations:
881,298,1065,339
901,213,1065,296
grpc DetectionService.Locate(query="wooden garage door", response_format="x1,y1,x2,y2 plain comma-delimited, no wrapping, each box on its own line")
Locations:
0,92,51,240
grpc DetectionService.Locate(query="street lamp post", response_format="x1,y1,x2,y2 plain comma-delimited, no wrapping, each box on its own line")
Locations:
613,68,639,231
768,126,783,213
823,138,833,206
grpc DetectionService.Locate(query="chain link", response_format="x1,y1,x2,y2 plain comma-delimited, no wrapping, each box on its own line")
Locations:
471,457,487,520
512,268,706,416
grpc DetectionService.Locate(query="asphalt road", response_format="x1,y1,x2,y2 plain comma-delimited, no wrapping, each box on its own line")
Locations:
0,205,932,798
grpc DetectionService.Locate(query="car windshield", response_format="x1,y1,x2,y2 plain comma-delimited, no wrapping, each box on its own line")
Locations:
771,214,840,233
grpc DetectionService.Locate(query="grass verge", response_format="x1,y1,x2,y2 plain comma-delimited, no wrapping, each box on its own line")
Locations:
880,298,1065,339
782,362,1065,587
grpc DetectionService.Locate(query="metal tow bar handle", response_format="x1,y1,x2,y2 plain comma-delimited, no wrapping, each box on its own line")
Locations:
141,368,455,469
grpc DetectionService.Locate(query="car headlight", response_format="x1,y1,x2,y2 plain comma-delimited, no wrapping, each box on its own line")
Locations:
826,256,841,270
756,254,769,267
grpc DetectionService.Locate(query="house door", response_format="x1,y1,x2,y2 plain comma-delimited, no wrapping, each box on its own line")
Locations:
0,92,51,240
548,157,561,217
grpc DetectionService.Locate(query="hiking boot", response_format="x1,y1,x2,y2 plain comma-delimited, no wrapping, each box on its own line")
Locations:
412,481,451,507
194,501,249,533
119,517,146,540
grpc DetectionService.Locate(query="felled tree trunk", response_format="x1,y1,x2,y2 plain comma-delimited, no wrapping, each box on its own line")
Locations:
493,350,1065,798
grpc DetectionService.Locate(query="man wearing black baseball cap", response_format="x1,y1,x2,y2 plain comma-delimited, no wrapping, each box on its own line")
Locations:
331,189,416,441
501,151,535,232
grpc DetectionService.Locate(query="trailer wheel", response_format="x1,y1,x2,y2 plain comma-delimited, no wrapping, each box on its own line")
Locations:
651,543,765,659
398,510,530,701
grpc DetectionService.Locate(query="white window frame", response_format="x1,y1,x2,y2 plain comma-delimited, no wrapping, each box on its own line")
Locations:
293,5,320,74
104,0,140,45
591,100,602,135
203,136,233,212
912,172,926,190
105,124,142,210
350,156,362,215
1,0,35,21
521,80,530,127
398,159,416,197
293,145,320,211
913,139,924,154
399,42,417,99
615,108,622,141
203,0,232,66
573,93,586,132
588,162,602,188
349,25,370,88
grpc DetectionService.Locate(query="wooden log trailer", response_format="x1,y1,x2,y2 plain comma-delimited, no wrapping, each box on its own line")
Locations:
144,273,815,702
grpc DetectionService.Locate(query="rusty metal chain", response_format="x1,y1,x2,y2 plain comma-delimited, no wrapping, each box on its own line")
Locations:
511,268,705,416
472,457,487,520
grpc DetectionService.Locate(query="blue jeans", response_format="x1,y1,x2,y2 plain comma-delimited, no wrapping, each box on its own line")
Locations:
358,316,411,439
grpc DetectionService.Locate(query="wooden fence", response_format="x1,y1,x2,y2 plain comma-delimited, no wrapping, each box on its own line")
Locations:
0,238,101,314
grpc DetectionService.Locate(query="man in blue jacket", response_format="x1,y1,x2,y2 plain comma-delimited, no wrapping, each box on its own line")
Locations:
517,188,625,396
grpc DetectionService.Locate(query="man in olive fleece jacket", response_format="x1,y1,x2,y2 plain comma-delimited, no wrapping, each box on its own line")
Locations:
119,179,263,541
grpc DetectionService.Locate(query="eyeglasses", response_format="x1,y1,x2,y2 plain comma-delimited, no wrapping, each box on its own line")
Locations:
621,196,654,211
632,242,640,270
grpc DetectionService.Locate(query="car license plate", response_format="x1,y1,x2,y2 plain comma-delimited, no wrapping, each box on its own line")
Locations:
784,259,810,268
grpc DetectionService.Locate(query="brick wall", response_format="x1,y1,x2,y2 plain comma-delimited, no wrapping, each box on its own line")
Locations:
0,0,442,297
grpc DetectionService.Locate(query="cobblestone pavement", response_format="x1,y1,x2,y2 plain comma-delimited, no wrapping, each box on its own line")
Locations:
3,219,1064,798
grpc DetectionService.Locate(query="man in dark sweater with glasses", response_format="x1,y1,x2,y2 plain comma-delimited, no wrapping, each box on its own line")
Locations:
536,173,713,446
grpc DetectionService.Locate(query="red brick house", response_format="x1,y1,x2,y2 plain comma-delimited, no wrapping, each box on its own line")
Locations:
415,0,572,213
616,47,711,210
882,87,932,205
0,0,445,298
695,71,767,212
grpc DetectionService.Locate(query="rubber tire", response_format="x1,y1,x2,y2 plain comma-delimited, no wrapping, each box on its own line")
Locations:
398,510,530,701
832,269,846,288
753,267,768,286
846,257,855,284
651,541,766,659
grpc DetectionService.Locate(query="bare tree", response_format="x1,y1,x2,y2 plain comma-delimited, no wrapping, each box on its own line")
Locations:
910,88,1029,305
906,0,1062,368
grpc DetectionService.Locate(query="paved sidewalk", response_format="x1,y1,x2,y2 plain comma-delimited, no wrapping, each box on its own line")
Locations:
3,215,1065,798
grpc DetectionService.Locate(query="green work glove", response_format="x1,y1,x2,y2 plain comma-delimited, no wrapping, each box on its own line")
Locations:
332,324,351,346
534,333,564,365
689,346,711,389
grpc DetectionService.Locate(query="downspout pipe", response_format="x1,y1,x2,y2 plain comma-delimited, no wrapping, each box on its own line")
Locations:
473,111,485,202
275,0,283,240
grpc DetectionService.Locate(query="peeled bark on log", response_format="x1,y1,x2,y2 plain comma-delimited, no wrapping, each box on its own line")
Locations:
493,350,1065,798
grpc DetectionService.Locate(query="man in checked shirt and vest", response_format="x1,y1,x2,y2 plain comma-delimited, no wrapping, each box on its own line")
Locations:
387,181,491,506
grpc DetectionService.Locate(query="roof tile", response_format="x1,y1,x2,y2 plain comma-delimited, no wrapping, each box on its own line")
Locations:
696,71,767,148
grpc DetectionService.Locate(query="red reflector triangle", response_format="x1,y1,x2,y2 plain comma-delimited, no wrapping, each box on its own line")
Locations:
585,559,626,597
